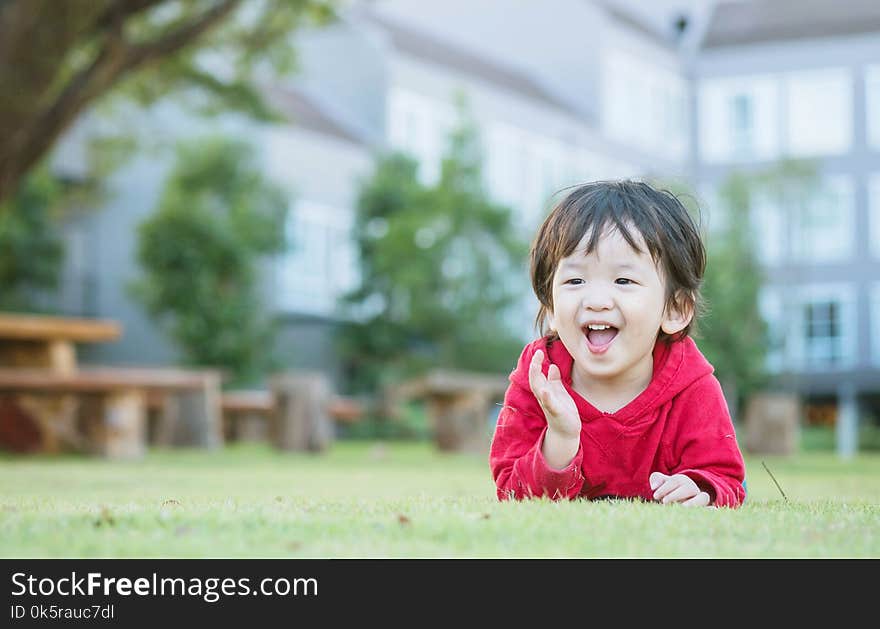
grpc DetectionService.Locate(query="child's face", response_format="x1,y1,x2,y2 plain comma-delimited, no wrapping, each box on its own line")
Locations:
549,225,691,390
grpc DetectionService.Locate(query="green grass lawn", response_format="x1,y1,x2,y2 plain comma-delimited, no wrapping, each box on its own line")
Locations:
1,440,877,558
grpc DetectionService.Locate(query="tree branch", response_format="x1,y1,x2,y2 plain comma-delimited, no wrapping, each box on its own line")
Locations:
94,0,168,33
0,0,242,203
121,0,240,71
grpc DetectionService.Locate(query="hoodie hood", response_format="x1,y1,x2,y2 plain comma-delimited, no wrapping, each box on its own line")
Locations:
510,335,715,424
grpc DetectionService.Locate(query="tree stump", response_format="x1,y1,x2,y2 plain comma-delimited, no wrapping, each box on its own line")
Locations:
164,373,224,449
269,371,333,452
743,392,801,455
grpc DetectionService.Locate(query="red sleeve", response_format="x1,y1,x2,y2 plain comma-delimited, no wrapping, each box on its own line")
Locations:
670,374,747,508
488,343,586,501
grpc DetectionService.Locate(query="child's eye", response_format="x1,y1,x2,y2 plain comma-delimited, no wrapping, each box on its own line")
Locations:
565,278,584,285
615,278,634,285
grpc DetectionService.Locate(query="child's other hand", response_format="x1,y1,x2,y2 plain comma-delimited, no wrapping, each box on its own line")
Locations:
649,472,711,507
529,349,580,439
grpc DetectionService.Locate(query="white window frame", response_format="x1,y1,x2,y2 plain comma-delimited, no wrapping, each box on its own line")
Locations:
866,65,880,151
699,75,780,163
758,287,786,374
749,191,786,266
276,201,357,316
789,175,855,263
783,68,853,157
870,173,880,259
387,88,457,185
602,49,688,161
872,283,880,367
789,283,857,371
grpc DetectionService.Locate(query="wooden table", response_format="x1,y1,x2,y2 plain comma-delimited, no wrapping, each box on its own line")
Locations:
0,312,122,374
389,369,509,453
0,311,122,454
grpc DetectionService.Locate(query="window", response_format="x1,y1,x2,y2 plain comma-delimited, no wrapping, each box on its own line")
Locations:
387,88,456,185
791,285,856,370
865,66,880,150
758,288,786,373
873,284,880,367
699,76,780,163
784,69,852,157
790,176,854,262
602,49,688,161
485,124,578,229
730,93,754,157
804,301,841,364
485,122,529,217
870,174,880,259
277,201,357,316
749,193,786,266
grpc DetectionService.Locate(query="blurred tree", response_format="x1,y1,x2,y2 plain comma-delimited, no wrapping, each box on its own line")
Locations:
0,0,336,205
130,136,288,387
0,166,102,313
0,168,65,312
339,115,529,394
699,171,769,422
657,158,819,421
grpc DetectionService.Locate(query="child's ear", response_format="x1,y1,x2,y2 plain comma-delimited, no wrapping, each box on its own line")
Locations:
660,292,694,336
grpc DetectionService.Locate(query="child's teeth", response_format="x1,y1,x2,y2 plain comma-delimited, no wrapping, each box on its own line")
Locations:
588,324,609,330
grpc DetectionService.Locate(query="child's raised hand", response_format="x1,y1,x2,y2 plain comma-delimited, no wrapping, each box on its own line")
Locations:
649,472,712,507
528,349,581,439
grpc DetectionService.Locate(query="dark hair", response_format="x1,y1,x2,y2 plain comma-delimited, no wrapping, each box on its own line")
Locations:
529,179,706,343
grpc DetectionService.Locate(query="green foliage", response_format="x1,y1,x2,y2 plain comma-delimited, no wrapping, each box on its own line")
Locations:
698,170,770,408
339,115,529,393
657,160,824,418
0,168,66,312
0,0,337,204
116,0,338,118
131,136,289,387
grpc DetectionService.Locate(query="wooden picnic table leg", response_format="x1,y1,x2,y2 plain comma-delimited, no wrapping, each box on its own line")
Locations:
101,390,147,459
270,372,333,452
150,375,223,449
174,375,223,448
75,389,147,459
0,339,79,453
16,393,85,453
427,390,494,454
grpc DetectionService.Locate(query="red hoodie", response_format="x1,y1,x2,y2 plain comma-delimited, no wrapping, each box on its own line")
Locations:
489,335,746,508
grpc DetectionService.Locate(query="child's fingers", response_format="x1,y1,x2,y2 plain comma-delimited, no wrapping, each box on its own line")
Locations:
649,472,669,491
682,492,711,507
547,363,561,382
528,350,547,395
659,483,695,504
651,475,676,501
528,350,544,378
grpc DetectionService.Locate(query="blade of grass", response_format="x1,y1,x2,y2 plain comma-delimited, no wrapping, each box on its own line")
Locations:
762,460,789,503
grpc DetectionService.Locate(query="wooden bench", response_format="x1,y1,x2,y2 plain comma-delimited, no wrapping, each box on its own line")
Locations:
0,366,223,459
221,379,364,450
388,369,509,453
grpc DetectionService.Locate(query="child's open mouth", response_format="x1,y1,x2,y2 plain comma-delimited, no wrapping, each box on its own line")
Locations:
584,324,618,354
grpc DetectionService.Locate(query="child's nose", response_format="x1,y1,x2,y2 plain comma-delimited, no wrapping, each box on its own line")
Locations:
581,289,613,311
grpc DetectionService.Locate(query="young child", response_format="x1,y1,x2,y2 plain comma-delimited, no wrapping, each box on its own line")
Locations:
489,180,746,508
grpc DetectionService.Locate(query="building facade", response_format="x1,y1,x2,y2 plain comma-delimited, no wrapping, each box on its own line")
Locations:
46,1,879,446
688,0,880,451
